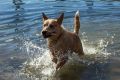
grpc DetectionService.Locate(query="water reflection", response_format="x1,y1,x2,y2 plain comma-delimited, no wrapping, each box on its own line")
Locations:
12,0,25,33
56,0,66,1
13,0,23,6
13,0,25,37
85,0,94,10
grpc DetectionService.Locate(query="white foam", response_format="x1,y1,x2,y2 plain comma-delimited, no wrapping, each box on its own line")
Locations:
19,34,113,79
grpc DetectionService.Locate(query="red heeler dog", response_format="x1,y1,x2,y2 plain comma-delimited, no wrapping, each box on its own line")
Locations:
41,11,84,70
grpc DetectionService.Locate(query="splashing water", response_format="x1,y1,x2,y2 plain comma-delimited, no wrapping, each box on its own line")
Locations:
17,32,114,80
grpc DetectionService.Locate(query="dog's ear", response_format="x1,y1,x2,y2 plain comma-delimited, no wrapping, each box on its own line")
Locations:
42,13,48,21
57,13,64,25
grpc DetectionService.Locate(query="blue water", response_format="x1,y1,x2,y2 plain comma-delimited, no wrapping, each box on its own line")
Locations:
0,0,120,80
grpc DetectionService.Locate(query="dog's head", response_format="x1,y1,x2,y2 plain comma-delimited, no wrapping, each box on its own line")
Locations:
41,13,64,39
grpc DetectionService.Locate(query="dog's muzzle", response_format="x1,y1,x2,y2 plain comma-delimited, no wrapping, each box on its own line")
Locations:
42,31,52,38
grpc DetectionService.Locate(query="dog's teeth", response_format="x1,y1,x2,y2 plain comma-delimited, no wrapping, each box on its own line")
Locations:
75,10,80,16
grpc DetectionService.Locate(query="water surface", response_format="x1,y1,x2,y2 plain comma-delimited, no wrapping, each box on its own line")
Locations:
0,0,120,80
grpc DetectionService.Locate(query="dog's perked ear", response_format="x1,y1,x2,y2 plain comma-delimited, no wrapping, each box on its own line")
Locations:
42,13,48,21
57,13,64,25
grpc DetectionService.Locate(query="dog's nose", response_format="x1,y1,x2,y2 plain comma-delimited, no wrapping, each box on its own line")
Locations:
42,31,47,35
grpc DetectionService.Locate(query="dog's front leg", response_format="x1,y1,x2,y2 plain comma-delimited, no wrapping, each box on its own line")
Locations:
56,57,68,70
50,52,58,64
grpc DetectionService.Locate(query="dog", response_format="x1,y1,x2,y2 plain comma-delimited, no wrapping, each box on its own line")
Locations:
41,11,84,70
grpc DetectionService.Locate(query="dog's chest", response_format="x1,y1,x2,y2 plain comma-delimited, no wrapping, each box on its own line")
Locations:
47,39,74,54
48,41,64,52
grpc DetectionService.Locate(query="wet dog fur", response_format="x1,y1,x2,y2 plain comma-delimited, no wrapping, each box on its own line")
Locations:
41,11,84,70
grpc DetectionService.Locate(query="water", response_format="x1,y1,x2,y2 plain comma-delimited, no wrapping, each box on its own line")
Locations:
0,0,120,80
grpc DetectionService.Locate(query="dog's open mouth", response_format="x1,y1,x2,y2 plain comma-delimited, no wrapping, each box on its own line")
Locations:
43,34,52,38
42,31,56,38
43,32,56,38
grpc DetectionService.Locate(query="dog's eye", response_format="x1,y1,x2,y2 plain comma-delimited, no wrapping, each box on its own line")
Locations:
49,25,54,29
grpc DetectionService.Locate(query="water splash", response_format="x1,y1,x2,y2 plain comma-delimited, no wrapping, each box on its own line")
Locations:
17,32,114,80
18,41,55,80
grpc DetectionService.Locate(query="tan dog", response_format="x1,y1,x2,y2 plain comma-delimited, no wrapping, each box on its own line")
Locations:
41,11,84,70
